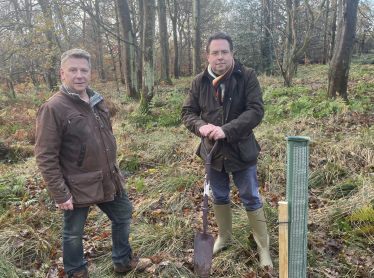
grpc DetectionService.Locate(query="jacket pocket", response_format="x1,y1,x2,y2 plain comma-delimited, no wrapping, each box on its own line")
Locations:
237,134,261,163
66,113,90,142
77,143,86,167
67,170,104,205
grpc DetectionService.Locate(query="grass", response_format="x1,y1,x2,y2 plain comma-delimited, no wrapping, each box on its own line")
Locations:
0,62,373,277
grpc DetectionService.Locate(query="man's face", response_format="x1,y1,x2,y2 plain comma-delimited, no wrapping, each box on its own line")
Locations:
206,39,233,76
60,57,91,95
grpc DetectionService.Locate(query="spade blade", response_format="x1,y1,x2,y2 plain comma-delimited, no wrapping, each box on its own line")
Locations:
194,232,215,277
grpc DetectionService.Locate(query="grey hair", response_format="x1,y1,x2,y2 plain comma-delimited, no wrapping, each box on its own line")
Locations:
61,49,91,69
205,32,233,54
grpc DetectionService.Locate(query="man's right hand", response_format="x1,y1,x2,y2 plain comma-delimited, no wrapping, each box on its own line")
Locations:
56,197,74,210
199,124,216,138
200,124,226,141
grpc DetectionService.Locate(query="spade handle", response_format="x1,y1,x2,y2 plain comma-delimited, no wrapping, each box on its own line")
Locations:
201,136,218,234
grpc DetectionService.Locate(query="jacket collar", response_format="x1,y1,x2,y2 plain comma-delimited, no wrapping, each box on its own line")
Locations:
60,83,103,111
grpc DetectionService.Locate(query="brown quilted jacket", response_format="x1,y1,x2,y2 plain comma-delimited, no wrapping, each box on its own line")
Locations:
35,90,125,207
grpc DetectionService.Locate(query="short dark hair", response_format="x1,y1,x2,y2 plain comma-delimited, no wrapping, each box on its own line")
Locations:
205,32,233,54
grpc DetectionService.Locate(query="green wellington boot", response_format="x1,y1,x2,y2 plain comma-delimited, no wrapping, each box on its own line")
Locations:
212,203,232,254
246,207,273,267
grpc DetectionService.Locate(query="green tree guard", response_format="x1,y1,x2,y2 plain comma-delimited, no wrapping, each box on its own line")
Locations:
286,136,310,278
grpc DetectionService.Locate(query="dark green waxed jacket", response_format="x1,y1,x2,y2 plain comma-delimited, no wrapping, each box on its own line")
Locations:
181,60,264,173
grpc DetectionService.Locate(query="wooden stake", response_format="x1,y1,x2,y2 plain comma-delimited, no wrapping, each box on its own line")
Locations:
278,201,288,278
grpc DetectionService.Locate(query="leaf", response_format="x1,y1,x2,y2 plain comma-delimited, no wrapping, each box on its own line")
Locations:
100,231,111,239
13,242,24,249
264,182,269,192
176,185,185,192
148,255,163,263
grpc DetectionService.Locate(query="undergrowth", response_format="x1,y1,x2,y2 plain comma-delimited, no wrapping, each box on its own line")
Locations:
0,63,373,277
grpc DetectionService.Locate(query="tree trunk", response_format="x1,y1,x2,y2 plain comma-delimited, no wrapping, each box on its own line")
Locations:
359,30,366,55
83,11,86,46
157,0,170,82
328,0,338,62
37,0,58,90
10,0,23,34
192,0,202,75
137,0,144,90
282,0,326,86
178,16,185,76
283,0,292,67
322,0,330,64
262,0,272,75
7,78,15,99
105,33,120,93
114,0,125,84
94,0,106,80
168,0,179,78
327,0,359,101
116,0,139,98
187,12,192,76
141,0,155,106
55,2,71,48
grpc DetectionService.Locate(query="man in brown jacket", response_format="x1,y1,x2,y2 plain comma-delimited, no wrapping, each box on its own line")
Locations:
35,49,151,278
181,32,272,267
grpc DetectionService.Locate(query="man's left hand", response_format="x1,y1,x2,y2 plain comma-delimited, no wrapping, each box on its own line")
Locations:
207,124,226,140
56,197,74,210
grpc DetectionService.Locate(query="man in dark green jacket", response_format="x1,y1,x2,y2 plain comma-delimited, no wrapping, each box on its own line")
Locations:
181,32,272,267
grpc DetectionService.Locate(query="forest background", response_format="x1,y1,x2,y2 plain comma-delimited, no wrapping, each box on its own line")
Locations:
0,0,374,277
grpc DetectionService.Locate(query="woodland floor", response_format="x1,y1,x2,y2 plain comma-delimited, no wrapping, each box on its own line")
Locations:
0,63,373,277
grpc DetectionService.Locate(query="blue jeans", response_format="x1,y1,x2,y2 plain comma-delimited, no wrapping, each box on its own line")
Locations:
62,190,133,276
210,164,262,211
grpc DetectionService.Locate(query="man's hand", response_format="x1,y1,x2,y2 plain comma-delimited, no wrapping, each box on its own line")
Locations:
199,124,226,141
199,124,215,137
56,197,73,210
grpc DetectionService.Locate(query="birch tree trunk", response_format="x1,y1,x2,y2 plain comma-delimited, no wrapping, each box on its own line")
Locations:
327,0,359,101
282,0,292,67
141,0,155,108
94,0,106,80
157,0,170,82
328,0,338,62
114,0,125,84
116,0,139,98
192,0,202,75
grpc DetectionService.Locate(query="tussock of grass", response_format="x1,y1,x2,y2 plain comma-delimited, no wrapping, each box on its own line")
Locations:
0,255,22,278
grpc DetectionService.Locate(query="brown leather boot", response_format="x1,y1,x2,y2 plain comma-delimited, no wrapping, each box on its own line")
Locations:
69,269,88,278
113,254,152,274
